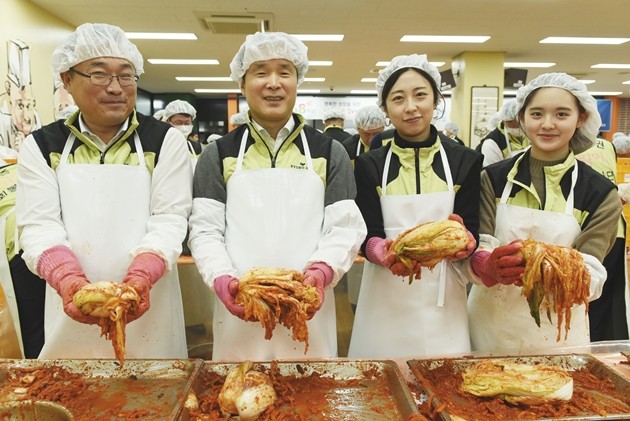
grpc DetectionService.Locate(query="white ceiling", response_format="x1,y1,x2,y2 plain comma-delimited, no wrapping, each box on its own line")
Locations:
29,0,630,98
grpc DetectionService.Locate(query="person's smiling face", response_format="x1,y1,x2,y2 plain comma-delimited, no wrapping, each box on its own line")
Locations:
383,69,435,142
241,59,298,130
521,87,586,160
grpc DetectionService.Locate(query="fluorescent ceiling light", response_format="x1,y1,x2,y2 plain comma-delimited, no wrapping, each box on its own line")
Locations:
149,59,219,65
504,62,555,68
297,89,321,93
376,61,444,67
361,78,377,83
309,61,333,66
195,88,240,93
503,90,518,96
591,63,630,69
588,91,623,96
176,76,231,81
351,89,377,94
292,34,344,41
623,81,630,85
304,77,325,82
540,37,629,45
578,80,596,85
126,32,197,40
401,35,490,43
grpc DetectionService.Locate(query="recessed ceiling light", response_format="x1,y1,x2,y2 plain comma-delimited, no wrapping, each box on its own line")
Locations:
351,89,377,94
504,62,555,68
309,61,333,66
176,76,231,81
401,35,490,43
588,91,623,96
304,77,326,82
292,34,344,41
126,32,197,40
149,59,219,65
195,88,240,93
361,78,377,83
375,61,445,67
540,37,629,45
591,64,630,69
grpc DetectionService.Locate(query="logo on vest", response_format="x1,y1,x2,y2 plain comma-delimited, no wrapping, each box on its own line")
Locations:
291,162,307,170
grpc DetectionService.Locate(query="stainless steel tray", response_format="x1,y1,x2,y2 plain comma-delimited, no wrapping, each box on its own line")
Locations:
0,358,203,421
182,359,419,420
407,354,630,421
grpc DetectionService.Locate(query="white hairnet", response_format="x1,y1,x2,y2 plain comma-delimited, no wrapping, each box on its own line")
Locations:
230,111,248,125
52,23,144,75
205,134,222,144
323,106,345,121
499,99,519,121
444,121,459,135
376,54,441,107
612,132,626,140
163,100,196,121
229,32,308,86
613,136,630,154
486,112,502,130
57,104,79,121
354,105,386,130
153,109,166,121
516,72,601,155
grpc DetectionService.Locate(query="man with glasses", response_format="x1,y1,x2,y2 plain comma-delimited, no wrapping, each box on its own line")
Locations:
16,23,192,360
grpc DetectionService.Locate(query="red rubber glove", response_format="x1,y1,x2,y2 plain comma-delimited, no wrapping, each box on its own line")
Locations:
37,245,98,324
214,275,245,319
122,252,166,322
303,262,334,318
471,241,525,287
446,214,477,260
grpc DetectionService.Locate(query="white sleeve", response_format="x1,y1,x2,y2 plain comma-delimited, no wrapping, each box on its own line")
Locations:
481,140,504,167
460,233,502,286
131,127,193,270
188,197,236,290
306,199,367,287
581,252,607,301
16,134,70,274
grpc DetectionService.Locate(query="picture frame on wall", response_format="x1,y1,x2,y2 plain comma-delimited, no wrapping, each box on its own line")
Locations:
469,86,499,150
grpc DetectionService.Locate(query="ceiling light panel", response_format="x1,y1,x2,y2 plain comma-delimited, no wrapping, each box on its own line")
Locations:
126,32,197,40
148,59,219,65
540,37,629,45
401,35,490,43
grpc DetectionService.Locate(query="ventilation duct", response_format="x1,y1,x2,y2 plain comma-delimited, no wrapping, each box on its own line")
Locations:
199,13,273,34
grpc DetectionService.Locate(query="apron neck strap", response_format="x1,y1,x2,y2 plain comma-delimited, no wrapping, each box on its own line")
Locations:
61,133,146,167
236,128,313,172
381,143,453,196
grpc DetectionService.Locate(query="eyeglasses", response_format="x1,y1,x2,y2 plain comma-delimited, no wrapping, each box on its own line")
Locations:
70,68,139,86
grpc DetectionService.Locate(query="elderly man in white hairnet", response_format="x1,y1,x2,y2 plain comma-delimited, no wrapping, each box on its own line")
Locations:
322,106,352,141
229,111,248,129
478,98,531,166
341,104,386,162
16,23,192,359
188,31,366,360
441,121,465,146
163,99,202,165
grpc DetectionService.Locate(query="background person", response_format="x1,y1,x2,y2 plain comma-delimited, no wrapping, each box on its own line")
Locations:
478,99,530,166
348,54,481,359
467,73,621,353
322,107,351,141
341,104,386,163
188,31,366,361
16,23,192,360
442,121,465,146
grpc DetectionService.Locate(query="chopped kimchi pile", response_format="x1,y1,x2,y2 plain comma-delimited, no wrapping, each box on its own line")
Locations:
236,267,320,353
519,239,590,341
72,281,140,366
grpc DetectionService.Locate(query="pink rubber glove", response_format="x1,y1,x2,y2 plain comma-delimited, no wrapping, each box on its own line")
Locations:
471,241,525,287
37,245,98,324
214,275,245,319
446,214,477,260
303,262,334,318
365,237,396,267
122,252,166,322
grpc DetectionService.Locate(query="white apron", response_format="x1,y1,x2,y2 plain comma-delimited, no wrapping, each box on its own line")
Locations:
0,208,23,357
187,141,198,175
39,133,187,359
348,145,471,359
212,129,335,361
468,165,585,353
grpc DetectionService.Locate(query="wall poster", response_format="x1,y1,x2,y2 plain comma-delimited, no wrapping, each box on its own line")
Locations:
469,86,499,150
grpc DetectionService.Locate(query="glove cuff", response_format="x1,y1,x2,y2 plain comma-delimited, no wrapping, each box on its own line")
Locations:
214,274,237,291
365,236,387,264
37,245,84,292
470,250,497,287
127,252,166,286
305,262,334,288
